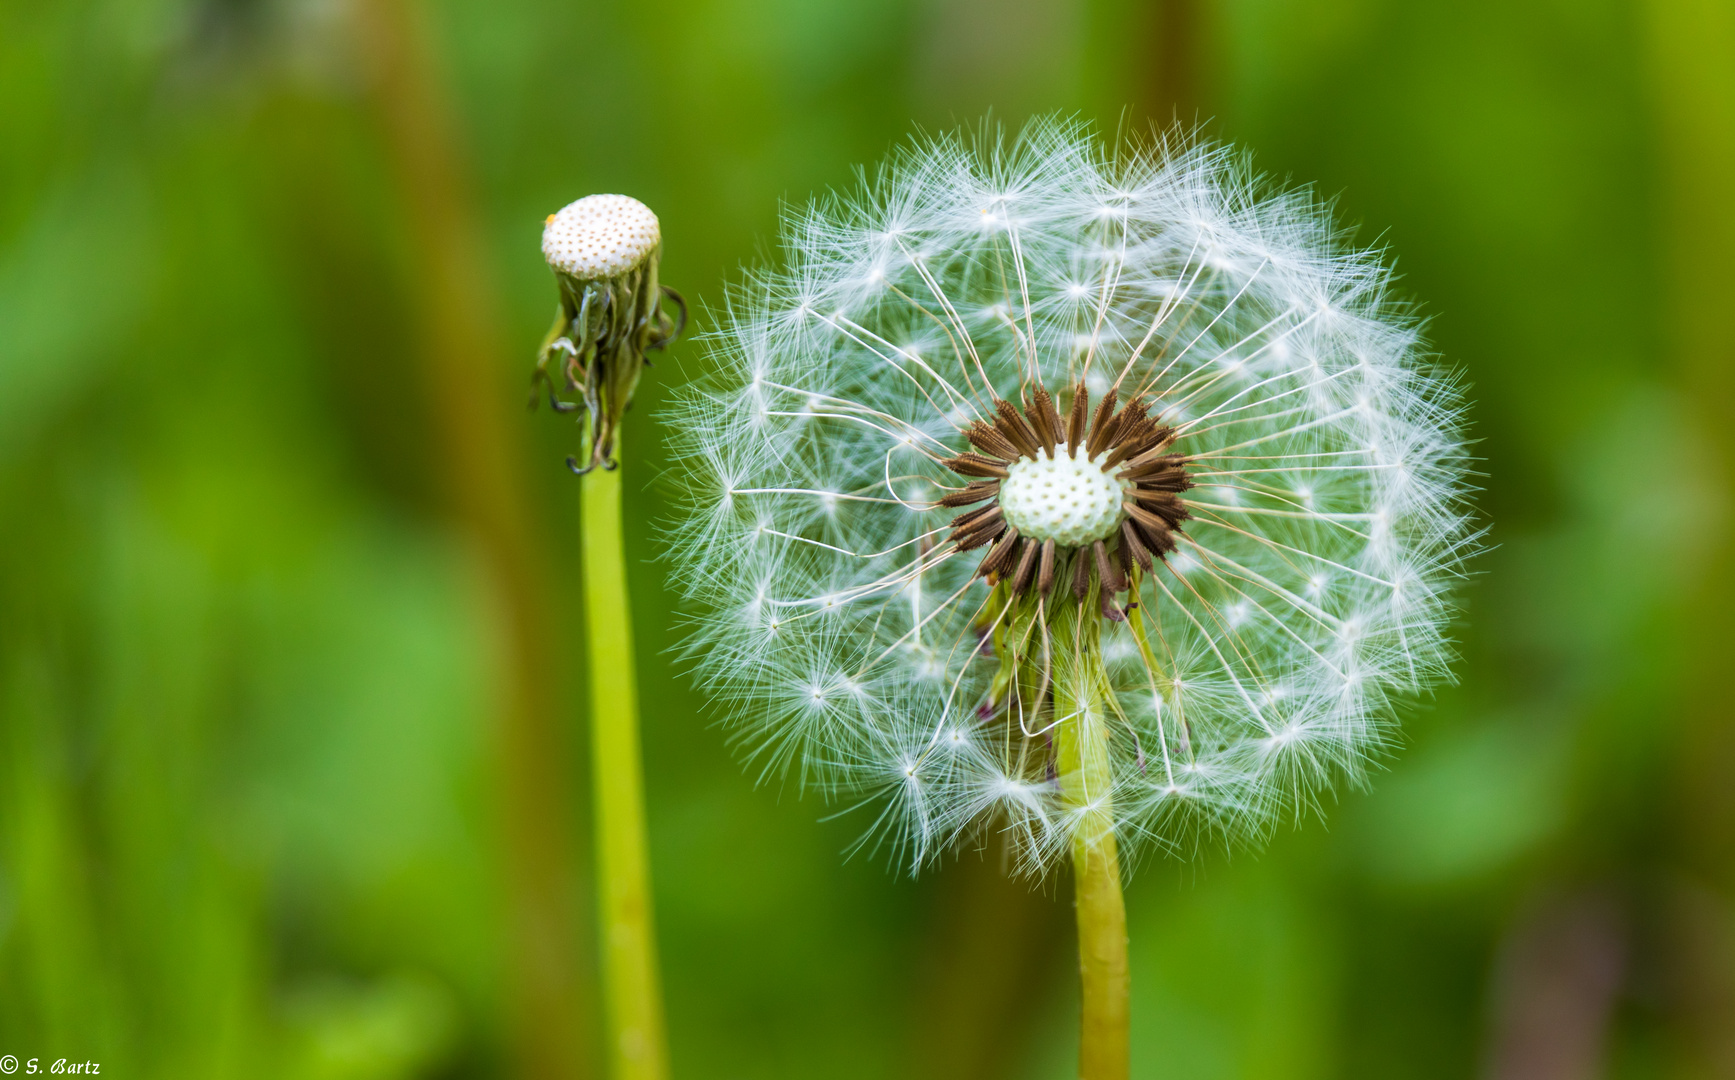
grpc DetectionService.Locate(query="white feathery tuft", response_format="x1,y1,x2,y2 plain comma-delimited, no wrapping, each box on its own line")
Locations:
665,119,1478,874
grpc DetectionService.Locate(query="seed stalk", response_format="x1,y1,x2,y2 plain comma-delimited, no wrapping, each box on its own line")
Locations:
581,456,668,1080
1054,599,1130,1080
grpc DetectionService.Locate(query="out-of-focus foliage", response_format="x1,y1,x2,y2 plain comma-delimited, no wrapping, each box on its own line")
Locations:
0,0,1729,1078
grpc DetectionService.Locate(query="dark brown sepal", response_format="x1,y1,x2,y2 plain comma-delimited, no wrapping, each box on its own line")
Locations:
993,399,1041,457
964,421,1021,462
979,528,1021,576
1123,500,1169,531
1101,438,1142,470
1130,487,1186,512
943,453,1010,479
1102,416,1161,468
1093,540,1125,594
1072,545,1093,599
1038,538,1056,596
1011,538,1039,594
1120,519,1154,571
955,522,1007,551
937,480,1001,508
1138,518,1180,556
1131,470,1193,493
1093,410,1128,458
1065,382,1090,448
1124,502,1179,551
1092,396,1143,457
955,518,1006,551
1085,390,1119,455
1027,385,1062,452
1159,499,1192,528
950,502,1002,534
1119,449,1187,478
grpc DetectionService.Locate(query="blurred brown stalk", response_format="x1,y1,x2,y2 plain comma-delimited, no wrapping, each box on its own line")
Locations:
910,846,1069,1080
1147,0,1200,126
350,0,591,1076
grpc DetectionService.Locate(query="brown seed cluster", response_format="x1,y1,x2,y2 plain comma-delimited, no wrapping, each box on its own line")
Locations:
938,384,1193,619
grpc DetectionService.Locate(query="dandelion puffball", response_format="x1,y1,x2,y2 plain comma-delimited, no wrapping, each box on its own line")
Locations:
542,193,661,280
668,119,1475,873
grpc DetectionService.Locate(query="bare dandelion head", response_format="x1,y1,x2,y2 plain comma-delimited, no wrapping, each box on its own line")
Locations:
533,194,685,472
542,194,661,280
668,119,1477,874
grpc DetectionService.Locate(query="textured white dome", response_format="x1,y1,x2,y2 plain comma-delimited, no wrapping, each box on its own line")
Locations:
542,194,660,279
999,447,1128,547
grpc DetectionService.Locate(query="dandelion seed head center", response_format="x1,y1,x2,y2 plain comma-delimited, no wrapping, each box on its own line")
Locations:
542,194,659,279
999,447,1128,547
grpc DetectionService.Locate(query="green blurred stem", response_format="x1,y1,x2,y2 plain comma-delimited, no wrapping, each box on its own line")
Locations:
1054,618,1130,1080
580,457,669,1080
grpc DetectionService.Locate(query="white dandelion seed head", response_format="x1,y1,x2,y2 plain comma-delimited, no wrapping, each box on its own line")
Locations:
542,193,660,279
666,118,1476,875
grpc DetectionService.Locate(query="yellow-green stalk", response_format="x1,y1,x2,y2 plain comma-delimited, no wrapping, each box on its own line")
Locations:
537,194,684,1079
582,456,667,1080
1048,587,1130,1080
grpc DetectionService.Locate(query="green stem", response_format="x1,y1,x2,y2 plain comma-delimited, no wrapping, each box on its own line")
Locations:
580,457,669,1080
1054,613,1130,1080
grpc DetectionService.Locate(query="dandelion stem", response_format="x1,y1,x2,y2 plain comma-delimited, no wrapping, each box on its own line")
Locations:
1054,605,1130,1080
581,456,669,1080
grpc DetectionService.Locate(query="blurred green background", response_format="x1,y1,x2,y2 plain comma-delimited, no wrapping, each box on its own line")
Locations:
3,0,1732,1077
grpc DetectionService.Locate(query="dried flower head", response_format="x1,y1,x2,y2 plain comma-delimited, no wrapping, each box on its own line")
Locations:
543,193,661,278
535,193,686,472
668,120,1476,872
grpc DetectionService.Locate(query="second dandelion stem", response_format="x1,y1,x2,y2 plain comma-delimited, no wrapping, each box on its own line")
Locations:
581,458,669,1080
1055,611,1130,1080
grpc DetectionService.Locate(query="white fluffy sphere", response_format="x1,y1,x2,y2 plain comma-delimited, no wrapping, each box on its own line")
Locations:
668,120,1476,872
